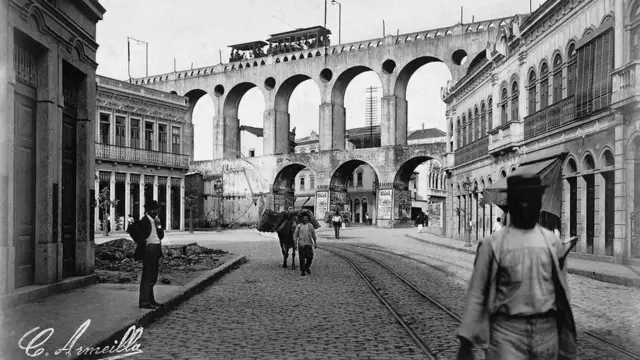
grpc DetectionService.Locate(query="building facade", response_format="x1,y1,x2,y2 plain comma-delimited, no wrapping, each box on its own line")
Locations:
95,75,192,232
443,0,639,265
0,0,105,304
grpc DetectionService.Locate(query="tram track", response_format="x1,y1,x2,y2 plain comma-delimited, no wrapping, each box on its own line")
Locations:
322,242,640,360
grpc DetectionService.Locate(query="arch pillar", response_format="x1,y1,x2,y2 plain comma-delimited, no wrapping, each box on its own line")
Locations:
381,95,407,146
319,103,345,151
263,108,290,155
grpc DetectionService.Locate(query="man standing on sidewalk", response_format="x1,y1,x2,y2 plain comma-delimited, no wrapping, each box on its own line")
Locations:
415,211,425,233
457,174,576,360
133,200,165,309
294,215,317,276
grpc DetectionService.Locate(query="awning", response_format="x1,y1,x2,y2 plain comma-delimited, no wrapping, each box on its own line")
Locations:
483,156,564,219
294,196,315,208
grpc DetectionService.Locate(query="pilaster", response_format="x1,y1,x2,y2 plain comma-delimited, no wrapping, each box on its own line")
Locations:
614,0,624,68
109,171,115,232
223,116,240,159
180,179,185,230
165,178,171,229
124,173,131,231
614,119,627,263
380,96,407,146
139,175,145,217
577,176,586,253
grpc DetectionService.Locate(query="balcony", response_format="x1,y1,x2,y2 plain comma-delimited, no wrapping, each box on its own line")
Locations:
454,136,489,166
489,120,523,154
524,96,575,140
96,143,190,169
612,61,638,107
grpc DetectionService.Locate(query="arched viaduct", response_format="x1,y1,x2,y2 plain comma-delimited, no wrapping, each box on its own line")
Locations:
137,16,516,227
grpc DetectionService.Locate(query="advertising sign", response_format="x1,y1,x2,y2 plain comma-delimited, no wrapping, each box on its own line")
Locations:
316,191,328,220
378,189,393,220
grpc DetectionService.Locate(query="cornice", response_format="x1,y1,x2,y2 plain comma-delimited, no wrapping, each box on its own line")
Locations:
97,90,188,122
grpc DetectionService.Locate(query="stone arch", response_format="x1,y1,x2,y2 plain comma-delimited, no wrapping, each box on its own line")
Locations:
539,58,550,77
24,3,47,34
273,163,308,194
564,155,579,174
308,52,313,58
275,74,319,112
628,0,640,24
582,25,596,38
466,50,486,75
394,56,445,99
394,156,440,190
330,160,381,190
552,50,563,71
223,82,263,119
291,55,297,60
528,67,537,86
600,12,614,25
331,65,379,106
500,168,508,179
600,147,615,167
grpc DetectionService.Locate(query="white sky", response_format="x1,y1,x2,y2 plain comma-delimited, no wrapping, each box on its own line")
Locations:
96,0,543,160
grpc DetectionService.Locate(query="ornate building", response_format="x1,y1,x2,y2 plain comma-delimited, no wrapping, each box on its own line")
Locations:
95,75,193,232
443,0,638,265
0,0,105,306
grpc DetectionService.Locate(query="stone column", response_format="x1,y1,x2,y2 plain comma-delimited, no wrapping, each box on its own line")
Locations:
109,171,116,232
614,118,627,263
380,95,407,146
223,116,240,159
180,178,185,230
263,109,291,155
577,176,586,253
124,173,131,232
562,178,571,239
319,103,345,151
139,175,145,217
165,178,172,230
597,172,605,255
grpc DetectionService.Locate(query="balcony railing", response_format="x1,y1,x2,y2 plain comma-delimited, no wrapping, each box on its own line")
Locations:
524,95,575,140
612,61,638,105
454,136,489,166
96,143,190,168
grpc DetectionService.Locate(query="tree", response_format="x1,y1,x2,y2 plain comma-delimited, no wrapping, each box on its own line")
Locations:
97,187,119,236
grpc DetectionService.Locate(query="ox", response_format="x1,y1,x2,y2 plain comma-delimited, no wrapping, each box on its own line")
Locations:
275,214,297,270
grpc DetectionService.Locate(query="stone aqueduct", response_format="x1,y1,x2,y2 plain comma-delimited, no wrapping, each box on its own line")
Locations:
135,16,517,226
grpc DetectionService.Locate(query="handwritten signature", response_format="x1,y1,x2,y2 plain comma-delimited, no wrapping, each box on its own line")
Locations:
18,319,143,359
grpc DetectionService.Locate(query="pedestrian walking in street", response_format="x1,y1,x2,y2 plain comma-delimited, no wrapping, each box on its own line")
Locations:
415,211,425,233
492,216,503,233
127,200,165,309
331,210,342,239
294,215,317,276
364,213,369,226
457,174,577,360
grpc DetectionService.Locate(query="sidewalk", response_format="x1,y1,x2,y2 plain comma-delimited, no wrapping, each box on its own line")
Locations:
0,253,246,360
405,230,640,289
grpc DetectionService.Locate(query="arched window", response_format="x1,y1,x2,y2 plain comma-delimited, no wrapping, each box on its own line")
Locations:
552,54,563,103
462,114,467,146
480,102,486,136
456,117,461,149
540,62,549,108
300,176,305,190
474,107,480,140
633,4,640,60
528,70,537,115
468,110,474,142
487,97,493,131
501,87,509,124
567,43,577,97
511,81,519,121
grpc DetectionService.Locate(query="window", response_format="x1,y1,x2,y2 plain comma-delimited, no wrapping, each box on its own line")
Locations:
310,175,315,189
462,114,467,146
456,118,461,149
171,127,181,154
144,122,154,150
487,97,493,131
528,70,537,115
130,119,140,148
480,102,486,135
249,149,255,157
357,172,363,187
115,116,125,146
540,63,549,109
474,107,480,140
575,28,614,116
158,124,167,152
300,177,305,190
468,110,474,142
567,44,577,97
500,87,508,124
552,54,563,103
511,81,519,121
99,113,110,144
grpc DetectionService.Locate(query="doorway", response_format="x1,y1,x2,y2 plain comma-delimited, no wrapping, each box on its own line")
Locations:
585,174,595,254
603,171,614,256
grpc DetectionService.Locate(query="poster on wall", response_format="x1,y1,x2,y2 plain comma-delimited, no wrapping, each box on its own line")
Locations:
394,190,411,220
378,189,392,220
428,202,443,227
316,192,328,220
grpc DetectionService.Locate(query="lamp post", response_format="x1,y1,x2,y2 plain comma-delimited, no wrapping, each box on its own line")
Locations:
331,0,342,45
462,177,473,247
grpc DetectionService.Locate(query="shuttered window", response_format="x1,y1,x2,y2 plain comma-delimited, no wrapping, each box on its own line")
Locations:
528,71,537,115
552,54,563,103
540,63,549,109
480,103,486,136
576,29,613,117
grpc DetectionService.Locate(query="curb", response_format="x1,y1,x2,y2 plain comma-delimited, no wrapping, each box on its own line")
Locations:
405,234,640,289
84,254,247,359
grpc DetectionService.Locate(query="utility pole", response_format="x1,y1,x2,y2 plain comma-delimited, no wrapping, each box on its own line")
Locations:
365,87,379,148
324,0,327,28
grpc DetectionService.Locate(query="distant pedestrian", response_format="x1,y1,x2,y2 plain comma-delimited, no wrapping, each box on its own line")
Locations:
294,215,317,276
331,211,342,239
492,217,503,233
105,214,111,235
457,174,576,360
129,200,165,310
425,212,429,227
415,211,425,233
364,213,369,226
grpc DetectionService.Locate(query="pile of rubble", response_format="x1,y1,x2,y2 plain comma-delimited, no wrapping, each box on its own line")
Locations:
95,239,228,283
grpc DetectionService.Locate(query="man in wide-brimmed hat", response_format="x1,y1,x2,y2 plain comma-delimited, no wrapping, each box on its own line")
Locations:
457,173,577,360
136,200,165,309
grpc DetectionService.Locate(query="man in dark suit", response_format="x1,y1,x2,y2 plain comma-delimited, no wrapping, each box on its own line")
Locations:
135,200,165,309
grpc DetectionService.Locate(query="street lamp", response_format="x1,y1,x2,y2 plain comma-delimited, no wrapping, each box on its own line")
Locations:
331,0,342,45
462,177,473,247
